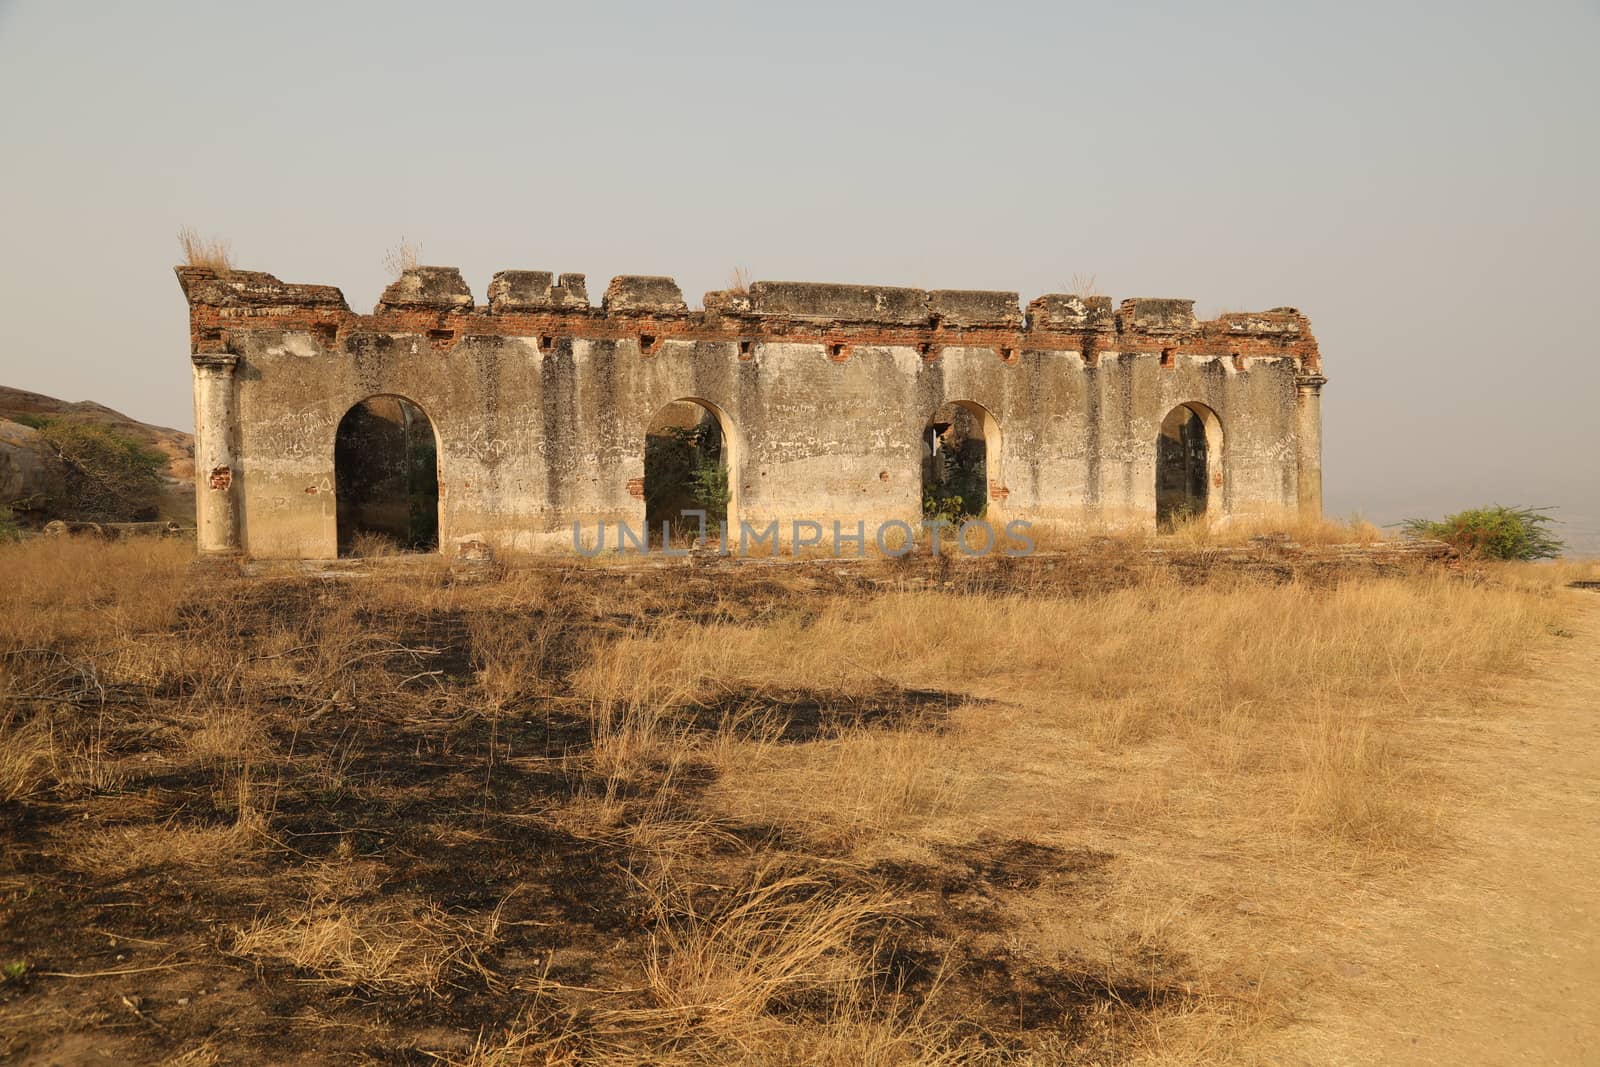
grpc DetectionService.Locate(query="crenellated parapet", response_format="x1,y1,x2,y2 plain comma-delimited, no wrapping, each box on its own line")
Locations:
486,271,590,312
172,260,1327,559
375,266,474,312
174,265,1321,373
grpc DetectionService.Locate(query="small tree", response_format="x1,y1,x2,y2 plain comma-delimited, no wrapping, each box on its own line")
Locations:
644,422,727,540
689,457,730,522
922,435,987,524
1400,505,1564,560
36,420,168,522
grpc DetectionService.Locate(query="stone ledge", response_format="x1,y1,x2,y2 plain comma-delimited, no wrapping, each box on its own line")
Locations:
1215,310,1302,337
487,271,590,313
174,267,349,312
1026,294,1115,331
603,276,688,314
173,265,1321,359
748,281,930,325
928,290,1023,328
1118,298,1198,336
376,267,474,313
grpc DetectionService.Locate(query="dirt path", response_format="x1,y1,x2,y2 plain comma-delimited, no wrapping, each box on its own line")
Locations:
1283,591,1600,1065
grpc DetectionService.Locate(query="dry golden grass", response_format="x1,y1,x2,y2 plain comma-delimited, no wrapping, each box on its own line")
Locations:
1495,555,1600,591
64,813,259,878
180,703,272,766
1026,511,1386,552
228,897,504,996
469,611,568,714
159,1043,223,1067
1158,511,1386,547
726,728,974,850
443,1017,582,1066
0,538,193,801
626,575,1559,861
0,708,52,802
637,867,884,1031
0,533,1588,1064
348,529,403,557
177,226,231,271
448,1005,1008,1067
561,562,1570,1057
574,642,703,787
558,858,1018,1066
0,537,190,648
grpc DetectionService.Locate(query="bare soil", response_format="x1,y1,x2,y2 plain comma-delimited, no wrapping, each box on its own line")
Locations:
1271,590,1600,1065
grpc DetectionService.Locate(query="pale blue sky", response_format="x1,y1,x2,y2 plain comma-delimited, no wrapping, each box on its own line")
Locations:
0,1,1595,544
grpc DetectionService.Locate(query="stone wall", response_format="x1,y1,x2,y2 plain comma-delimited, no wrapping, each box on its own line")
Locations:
176,265,1327,559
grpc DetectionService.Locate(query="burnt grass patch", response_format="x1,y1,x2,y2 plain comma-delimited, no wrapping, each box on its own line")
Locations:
858,840,1185,1043
683,683,964,742
1,564,1189,1065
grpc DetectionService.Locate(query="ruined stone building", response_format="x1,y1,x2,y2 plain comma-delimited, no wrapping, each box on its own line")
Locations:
176,265,1326,558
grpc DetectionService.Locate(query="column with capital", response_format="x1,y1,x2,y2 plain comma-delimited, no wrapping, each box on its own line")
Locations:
191,353,241,554
1295,374,1328,520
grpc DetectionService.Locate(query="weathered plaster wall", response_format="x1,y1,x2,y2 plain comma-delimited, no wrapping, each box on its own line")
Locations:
176,266,1324,559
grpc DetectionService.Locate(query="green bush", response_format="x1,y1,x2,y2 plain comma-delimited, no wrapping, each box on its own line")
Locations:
0,506,21,543
922,490,971,526
690,458,730,520
922,438,987,524
36,419,168,523
1400,505,1564,561
644,423,728,537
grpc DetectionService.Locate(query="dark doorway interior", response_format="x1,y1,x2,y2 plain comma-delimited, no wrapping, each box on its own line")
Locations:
643,400,728,546
922,401,990,522
1156,404,1211,529
335,396,439,554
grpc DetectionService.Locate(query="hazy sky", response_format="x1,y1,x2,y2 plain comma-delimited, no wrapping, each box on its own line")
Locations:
1,1,1595,545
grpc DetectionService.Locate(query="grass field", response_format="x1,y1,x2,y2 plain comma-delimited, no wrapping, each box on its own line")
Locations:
0,537,1590,1065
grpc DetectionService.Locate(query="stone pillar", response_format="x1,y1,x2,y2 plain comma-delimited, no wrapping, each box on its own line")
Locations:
191,353,241,555
1295,374,1328,521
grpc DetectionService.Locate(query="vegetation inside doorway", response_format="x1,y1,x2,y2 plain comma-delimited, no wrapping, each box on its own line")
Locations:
644,401,729,545
922,402,989,524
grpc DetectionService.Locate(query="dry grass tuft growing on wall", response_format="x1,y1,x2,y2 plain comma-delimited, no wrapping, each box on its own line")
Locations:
384,236,422,279
178,226,231,271
1062,272,1103,298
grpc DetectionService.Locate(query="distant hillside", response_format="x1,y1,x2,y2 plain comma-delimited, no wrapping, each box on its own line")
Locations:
0,386,194,524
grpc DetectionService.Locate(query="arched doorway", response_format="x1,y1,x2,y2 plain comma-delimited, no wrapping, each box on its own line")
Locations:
1156,402,1222,529
922,400,1000,522
643,398,733,546
334,395,440,555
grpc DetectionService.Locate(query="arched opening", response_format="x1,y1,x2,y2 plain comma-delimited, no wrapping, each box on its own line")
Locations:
643,398,732,546
1156,402,1222,530
335,395,440,555
922,400,1000,522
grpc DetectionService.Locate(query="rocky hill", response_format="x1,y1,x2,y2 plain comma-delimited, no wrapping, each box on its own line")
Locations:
0,386,194,524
